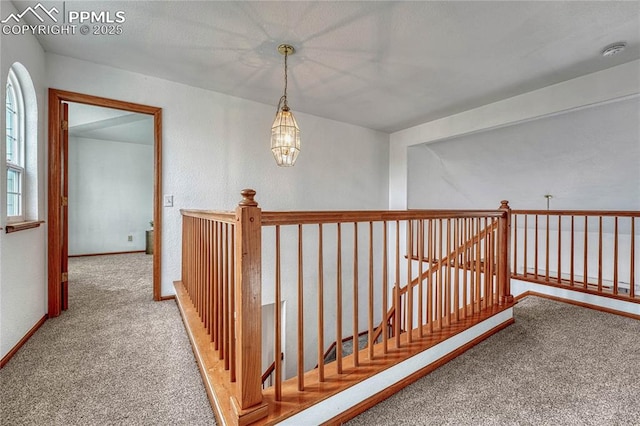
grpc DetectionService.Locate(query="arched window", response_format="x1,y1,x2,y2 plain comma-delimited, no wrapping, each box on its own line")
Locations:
6,68,24,222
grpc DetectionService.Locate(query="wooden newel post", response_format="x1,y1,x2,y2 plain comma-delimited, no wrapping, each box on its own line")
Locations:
232,189,268,425
498,200,514,304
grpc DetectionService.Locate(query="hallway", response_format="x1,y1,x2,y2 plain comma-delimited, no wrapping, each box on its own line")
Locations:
0,253,215,425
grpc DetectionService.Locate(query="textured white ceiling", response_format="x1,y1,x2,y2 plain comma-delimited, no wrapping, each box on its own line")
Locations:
14,1,640,132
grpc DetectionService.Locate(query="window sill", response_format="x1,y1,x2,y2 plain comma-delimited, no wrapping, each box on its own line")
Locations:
6,220,44,234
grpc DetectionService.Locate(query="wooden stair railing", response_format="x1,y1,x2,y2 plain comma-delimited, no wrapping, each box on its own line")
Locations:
511,209,638,303
262,353,284,389
323,211,506,369
177,192,514,425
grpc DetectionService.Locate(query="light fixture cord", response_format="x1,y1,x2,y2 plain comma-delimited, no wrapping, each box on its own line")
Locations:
275,48,291,114
283,50,289,109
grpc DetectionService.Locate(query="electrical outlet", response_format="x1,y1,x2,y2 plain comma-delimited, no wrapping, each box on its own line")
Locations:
128,235,133,242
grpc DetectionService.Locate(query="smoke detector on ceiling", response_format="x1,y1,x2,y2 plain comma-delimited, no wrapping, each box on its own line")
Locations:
601,42,627,57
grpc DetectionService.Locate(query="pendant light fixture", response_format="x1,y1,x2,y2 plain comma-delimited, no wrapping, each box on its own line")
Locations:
271,44,300,167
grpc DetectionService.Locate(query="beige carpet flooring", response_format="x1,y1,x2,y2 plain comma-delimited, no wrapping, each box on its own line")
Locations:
348,296,640,426
0,253,215,425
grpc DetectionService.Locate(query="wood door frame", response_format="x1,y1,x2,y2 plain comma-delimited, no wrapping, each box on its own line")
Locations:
48,89,163,317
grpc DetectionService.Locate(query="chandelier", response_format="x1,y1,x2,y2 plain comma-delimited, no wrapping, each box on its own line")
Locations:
270,44,301,167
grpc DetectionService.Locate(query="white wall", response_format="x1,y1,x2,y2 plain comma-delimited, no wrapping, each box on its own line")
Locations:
0,1,47,359
68,136,153,255
390,60,640,209
407,96,640,210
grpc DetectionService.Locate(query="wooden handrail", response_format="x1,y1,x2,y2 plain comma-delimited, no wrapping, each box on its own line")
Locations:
512,209,639,217
181,209,236,223
261,210,505,226
262,353,284,385
372,304,396,344
401,219,500,295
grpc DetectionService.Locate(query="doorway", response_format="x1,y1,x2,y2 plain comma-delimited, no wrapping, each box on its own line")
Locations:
48,89,163,317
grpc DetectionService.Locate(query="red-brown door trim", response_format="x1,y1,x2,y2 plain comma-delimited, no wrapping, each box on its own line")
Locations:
47,89,163,317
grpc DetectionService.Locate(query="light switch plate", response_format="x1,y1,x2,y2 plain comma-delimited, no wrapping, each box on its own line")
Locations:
163,195,173,207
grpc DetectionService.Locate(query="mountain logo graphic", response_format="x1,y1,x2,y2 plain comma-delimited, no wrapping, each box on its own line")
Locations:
1,3,59,24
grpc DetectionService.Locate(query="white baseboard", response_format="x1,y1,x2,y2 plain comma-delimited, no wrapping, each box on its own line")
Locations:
512,279,640,317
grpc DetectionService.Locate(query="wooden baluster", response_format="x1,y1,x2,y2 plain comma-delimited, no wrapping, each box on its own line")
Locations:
483,217,489,308
523,215,528,277
229,225,236,382
427,219,433,333
475,217,482,312
493,217,499,304
545,214,550,281
461,218,468,319
557,215,562,284
368,222,374,360
406,220,413,341
186,217,190,298
631,217,635,299
212,221,218,345
613,217,618,295
202,219,207,321
382,221,389,353
184,217,188,298
275,225,282,400
232,189,265,417
191,217,194,302
485,217,490,307
336,223,343,374
494,217,499,304
297,224,304,391
584,216,588,289
188,217,192,300
223,223,230,368
207,221,212,337
182,216,186,295
437,219,443,328
218,222,224,356
353,222,359,368
194,219,198,317
201,221,206,335
489,218,494,305
418,219,425,336
468,218,475,315
196,219,201,320
317,224,325,382
534,215,539,280
570,215,575,286
513,215,518,276
444,219,451,326
453,218,460,321
485,218,491,305
394,220,401,347
598,216,603,292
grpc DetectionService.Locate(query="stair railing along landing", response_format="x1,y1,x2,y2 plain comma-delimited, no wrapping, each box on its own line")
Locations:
176,190,513,425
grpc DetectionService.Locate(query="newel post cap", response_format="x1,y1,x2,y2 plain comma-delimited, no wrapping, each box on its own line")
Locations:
239,189,258,207
499,200,510,209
